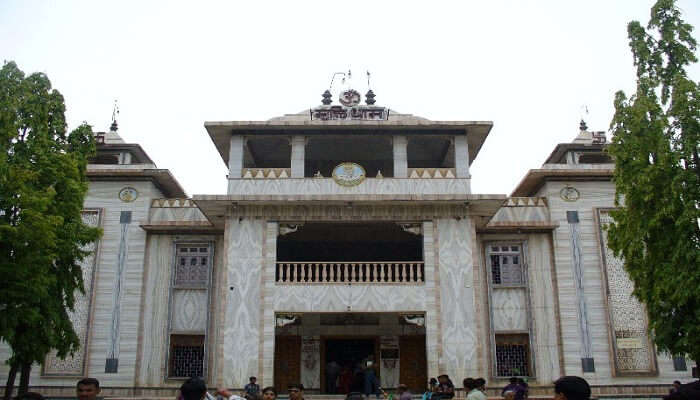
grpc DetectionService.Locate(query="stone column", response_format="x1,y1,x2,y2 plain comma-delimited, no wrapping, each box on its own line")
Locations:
229,135,245,179
454,135,470,178
223,217,264,388
290,136,306,178
393,136,408,178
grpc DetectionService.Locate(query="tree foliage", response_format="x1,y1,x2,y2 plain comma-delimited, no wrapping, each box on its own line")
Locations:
0,61,101,395
607,0,700,364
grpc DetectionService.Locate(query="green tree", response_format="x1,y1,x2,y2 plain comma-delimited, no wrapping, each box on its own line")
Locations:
607,0,700,367
0,61,101,398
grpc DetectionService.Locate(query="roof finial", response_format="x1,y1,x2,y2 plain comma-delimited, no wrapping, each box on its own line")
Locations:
365,70,376,105
321,90,332,105
579,104,589,131
110,99,119,132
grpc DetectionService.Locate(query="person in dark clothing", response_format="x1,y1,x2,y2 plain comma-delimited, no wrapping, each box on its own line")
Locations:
553,376,590,400
664,380,700,400
180,378,208,400
501,377,525,400
433,374,454,400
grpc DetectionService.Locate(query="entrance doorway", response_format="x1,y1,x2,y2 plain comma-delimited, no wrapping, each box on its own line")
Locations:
323,338,378,394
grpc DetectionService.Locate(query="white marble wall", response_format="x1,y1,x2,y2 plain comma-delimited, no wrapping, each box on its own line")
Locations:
436,218,478,380
542,181,693,384
0,180,163,387
223,218,265,388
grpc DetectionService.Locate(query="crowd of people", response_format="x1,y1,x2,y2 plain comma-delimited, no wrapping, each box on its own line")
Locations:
7,374,700,400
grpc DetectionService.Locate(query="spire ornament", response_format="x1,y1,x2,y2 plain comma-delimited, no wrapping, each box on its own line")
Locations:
322,90,332,105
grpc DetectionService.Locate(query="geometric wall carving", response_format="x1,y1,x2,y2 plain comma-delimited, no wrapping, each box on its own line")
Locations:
171,290,208,332
597,209,655,374
43,209,101,376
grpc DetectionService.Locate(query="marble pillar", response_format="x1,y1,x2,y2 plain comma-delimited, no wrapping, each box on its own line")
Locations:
454,135,470,178
229,135,245,179
437,218,477,379
290,136,306,178
393,136,408,178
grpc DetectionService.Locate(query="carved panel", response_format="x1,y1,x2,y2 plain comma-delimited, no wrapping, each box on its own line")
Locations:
171,290,208,332
43,210,100,376
492,290,528,331
598,210,655,374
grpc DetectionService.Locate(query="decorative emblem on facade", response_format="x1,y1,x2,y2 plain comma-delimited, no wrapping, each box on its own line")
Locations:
560,185,580,202
332,162,366,186
339,89,361,107
119,187,138,202
276,314,301,327
400,314,425,327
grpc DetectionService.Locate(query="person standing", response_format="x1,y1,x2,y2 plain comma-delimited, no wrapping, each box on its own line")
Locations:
244,377,260,400
76,378,101,400
287,383,304,400
327,360,341,394
463,378,486,400
179,378,207,400
553,376,590,400
261,387,277,400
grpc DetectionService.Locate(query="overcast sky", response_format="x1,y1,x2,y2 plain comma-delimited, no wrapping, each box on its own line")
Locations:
2,1,699,196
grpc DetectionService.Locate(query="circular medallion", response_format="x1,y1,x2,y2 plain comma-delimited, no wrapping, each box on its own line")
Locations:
119,187,138,202
339,89,361,107
332,162,366,186
560,185,580,202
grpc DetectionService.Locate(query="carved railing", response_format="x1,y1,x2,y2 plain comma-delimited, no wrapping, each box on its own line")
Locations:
276,262,425,284
408,168,456,178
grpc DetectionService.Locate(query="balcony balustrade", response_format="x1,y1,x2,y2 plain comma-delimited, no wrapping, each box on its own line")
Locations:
275,261,425,284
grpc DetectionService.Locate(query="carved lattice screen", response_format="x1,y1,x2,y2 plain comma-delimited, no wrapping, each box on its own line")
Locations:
597,209,655,374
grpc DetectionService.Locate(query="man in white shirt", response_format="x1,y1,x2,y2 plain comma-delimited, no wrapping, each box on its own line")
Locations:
463,378,486,400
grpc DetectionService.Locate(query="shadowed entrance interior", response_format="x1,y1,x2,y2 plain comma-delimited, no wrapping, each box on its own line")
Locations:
324,338,377,394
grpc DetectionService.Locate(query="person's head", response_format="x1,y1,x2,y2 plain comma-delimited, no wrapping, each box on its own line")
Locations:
509,377,518,384
262,387,277,400
397,384,408,394
288,383,304,400
76,378,101,400
429,378,438,388
16,392,44,400
673,380,681,389
180,377,207,400
250,377,257,384
463,378,475,391
503,391,515,400
438,375,449,384
475,378,485,390
554,376,591,400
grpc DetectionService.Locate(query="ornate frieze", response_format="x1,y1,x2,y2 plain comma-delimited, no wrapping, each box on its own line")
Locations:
229,204,470,221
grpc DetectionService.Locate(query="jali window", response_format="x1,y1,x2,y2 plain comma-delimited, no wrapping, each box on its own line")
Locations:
489,245,523,286
168,243,212,378
495,334,530,377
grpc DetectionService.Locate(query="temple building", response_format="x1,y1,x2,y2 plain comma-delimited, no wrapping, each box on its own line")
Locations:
0,88,694,398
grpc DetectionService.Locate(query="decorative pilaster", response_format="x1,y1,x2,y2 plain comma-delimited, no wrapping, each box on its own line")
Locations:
454,135,470,178
393,136,408,178
223,218,264,387
290,136,306,178
106,210,131,373
567,210,594,372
